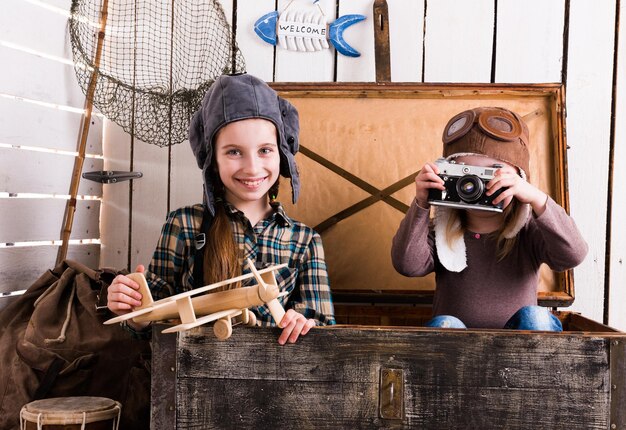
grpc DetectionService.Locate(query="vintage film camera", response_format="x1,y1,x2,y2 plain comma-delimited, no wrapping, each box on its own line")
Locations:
427,158,506,212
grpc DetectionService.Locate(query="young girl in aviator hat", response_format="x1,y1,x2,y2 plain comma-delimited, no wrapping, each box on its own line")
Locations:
391,107,588,330
107,73,335,344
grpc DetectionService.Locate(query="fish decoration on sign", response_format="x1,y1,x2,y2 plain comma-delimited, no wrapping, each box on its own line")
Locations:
254,2,366,57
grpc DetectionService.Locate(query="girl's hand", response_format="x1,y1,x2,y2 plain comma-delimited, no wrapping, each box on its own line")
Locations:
107,265,150,331
107,264,145,314
414,162,446,208
277,309,315,345
487,166,548,215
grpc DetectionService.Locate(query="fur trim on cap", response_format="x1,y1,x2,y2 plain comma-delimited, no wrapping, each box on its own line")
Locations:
434,206,467,272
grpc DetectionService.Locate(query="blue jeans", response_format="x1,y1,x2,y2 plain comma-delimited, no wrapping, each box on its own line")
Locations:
426,306,563,331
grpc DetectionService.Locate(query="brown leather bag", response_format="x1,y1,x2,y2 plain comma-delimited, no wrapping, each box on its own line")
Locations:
0,260,151,430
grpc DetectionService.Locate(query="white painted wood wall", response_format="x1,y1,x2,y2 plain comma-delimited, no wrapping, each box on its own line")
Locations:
0,0,102,307
1,0,624,331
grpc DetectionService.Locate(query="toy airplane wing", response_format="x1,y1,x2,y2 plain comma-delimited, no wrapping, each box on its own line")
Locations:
161,308,242,334
104,306,160,325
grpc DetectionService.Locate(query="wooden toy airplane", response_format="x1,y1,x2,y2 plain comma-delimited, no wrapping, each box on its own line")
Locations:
104,259,288,340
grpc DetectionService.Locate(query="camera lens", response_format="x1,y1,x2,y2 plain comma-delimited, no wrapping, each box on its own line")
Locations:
455,175,484,202
460,181,475,193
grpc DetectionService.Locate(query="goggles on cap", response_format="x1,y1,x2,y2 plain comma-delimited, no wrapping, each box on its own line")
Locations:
443,108,525,144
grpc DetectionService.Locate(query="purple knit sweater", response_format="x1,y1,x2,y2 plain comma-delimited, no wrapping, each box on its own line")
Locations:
391,198,588,328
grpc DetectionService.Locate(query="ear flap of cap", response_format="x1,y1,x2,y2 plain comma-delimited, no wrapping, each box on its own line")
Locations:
433,206,467,272
276,96,300,204
278,97,300,154
189,109,207,169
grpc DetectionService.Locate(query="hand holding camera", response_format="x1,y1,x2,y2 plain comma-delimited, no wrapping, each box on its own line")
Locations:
481,161,549,216
413,161,446,208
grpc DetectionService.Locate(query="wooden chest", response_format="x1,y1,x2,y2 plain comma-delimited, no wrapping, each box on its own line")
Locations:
152,321,625,429
150,84,626,429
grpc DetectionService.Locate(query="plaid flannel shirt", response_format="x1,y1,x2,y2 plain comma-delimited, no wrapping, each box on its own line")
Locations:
144,202,335,326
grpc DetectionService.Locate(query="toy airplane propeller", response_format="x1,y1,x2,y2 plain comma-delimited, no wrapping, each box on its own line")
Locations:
104,259,288,340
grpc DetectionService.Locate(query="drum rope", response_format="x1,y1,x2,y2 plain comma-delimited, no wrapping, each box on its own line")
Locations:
112,404,121,430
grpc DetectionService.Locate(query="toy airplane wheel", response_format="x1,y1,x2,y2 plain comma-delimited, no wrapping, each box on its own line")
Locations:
214,318,233,340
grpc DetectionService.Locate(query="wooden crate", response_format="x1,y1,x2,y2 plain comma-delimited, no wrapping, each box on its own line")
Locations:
149,84,625,428
151,318,625,429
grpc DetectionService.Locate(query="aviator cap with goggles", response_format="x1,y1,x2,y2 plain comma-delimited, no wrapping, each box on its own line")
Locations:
442,107,530,179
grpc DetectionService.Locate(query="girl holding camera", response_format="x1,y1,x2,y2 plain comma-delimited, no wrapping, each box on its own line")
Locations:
391,107,588,330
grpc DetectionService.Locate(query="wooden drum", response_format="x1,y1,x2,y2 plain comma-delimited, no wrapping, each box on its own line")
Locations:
20,397,121,430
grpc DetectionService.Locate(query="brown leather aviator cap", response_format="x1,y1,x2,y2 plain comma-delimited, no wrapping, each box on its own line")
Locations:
442,107,530,178
189,73,300,216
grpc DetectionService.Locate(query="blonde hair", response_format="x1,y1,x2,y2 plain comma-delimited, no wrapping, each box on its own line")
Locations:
444,199,522,261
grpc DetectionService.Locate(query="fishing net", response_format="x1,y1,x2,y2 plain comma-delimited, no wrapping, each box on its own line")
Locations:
69,0,246,147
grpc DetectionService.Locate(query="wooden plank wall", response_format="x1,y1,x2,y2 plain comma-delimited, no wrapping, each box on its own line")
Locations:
565,0,618,331
1,0,624,331
0,0,101,310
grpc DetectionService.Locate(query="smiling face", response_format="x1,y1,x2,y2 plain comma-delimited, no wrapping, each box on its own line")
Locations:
214,118,280,212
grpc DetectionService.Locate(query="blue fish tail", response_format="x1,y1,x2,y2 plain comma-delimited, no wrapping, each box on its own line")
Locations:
254,11,279,46
329,14,366,57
